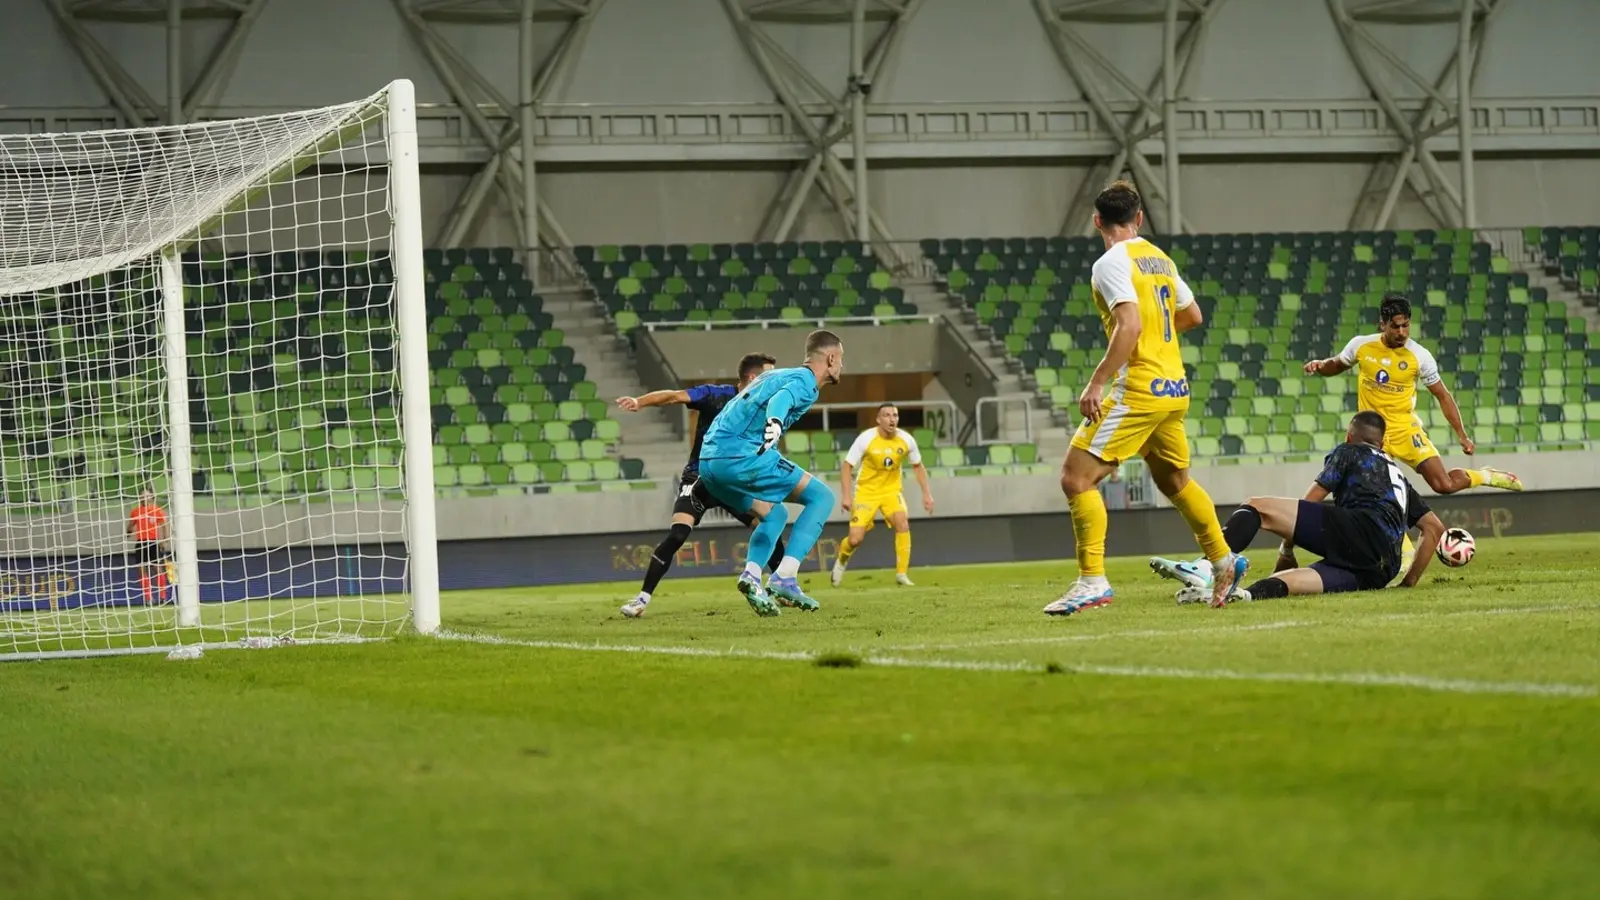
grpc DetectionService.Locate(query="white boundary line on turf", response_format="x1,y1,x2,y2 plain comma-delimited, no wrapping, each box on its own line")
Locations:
432,630,1598,699
877,620,1313,652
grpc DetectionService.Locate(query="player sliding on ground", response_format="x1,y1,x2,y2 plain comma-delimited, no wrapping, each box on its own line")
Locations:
697,329,844,616
1303,292,1521,572
1158,411,1447,606
832,402,935,587
1046,180,1245,616
614,352,780,618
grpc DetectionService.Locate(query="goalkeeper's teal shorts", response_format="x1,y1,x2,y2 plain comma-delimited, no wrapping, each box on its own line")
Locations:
698,453,806,510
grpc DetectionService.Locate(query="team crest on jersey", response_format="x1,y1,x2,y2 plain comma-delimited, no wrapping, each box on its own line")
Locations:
1399,360,1409,370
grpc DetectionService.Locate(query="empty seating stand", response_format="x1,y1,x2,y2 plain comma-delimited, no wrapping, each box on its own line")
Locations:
0,246,651,513
924,230,1600,463
575,241,919,333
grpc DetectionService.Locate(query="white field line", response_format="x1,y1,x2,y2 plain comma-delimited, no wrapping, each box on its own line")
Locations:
877,620,1313,652
433,630,1598,698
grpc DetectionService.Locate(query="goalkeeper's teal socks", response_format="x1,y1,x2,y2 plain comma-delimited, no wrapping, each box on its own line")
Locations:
744,500,790,576
772,477,834,577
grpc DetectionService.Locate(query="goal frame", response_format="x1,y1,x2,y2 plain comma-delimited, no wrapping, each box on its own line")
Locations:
4,78,439,653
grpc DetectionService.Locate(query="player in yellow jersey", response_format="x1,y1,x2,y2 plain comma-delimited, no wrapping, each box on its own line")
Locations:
831,402,934,586
1303,292,1521,576
1046,181,1245,615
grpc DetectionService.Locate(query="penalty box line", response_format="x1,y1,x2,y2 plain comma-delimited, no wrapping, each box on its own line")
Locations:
432,630,1598,699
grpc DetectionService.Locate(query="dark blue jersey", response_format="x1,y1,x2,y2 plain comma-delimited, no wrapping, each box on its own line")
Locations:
1315,442,1431,569
681,383,738,480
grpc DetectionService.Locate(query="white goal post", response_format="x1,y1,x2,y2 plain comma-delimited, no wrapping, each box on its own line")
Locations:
0,80,439,660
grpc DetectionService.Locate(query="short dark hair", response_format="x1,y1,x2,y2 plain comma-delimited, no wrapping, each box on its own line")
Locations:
805,329,842,356
1094,179,1142,228
877,402,896,411
1379,293,1412,324
737,352,776,380
1350,410,1387,443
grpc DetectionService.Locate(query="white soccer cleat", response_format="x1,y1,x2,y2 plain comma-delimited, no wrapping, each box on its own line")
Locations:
1043,580,1115,616
1150,556,1212,590
831,562,846,587
620,597,649,618
895,573,915,586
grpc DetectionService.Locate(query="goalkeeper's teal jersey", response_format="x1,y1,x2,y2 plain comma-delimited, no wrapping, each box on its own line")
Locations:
699,367,819,460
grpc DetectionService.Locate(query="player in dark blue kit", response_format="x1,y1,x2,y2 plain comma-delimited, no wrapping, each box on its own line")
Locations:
614,352,781,618
1199,411,1447,606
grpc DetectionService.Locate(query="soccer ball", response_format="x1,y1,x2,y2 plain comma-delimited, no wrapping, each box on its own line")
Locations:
1435,527,1476,567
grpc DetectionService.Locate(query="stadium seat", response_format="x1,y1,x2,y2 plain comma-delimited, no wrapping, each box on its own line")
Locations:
574,240,920,335
927,228,1599,462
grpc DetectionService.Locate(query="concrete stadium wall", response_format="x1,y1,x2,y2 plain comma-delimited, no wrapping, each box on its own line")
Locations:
6,449,1597,556
4,0,1599,241
4,0,1592,111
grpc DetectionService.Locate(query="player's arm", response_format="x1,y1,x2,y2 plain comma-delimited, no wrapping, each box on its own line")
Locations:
1081,254,1141,421
1399,511,1445,587
841,431,869,511
1398,482,1442,587
1304,336,1361,377
1419,351,1473,454
757,389,797,453
615,389,691,412
903,433,934,514
1172,275,1202,334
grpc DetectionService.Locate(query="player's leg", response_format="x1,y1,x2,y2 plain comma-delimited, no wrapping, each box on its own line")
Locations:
622,487,705,616
764,466,834,611
1399,429,1522,495
831,500,878,585
1043,414,1122,615
1140,412,1244,608
886,494,913,584
699,459,783,616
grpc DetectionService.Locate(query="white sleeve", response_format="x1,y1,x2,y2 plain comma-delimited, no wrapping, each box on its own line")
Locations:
844,430,874,467
1412,343,1442,386
1335,335,1367,366
1090,249,1138,309
1173,273,1195,310
901,432,923,466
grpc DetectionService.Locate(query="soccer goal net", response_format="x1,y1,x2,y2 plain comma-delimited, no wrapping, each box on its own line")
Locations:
0,80,439,661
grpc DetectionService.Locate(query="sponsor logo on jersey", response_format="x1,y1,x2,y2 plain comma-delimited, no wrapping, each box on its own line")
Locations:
1148,377,1190,398
1375,369,1391,384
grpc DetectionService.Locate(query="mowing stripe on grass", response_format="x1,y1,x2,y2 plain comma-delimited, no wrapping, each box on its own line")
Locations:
433,630,1598,698
879,620,1313,652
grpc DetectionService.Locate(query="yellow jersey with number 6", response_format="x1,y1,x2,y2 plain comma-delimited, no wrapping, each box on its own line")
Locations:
1089,237,1195,412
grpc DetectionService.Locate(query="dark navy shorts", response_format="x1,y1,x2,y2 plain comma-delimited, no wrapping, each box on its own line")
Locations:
1293,500,1394,592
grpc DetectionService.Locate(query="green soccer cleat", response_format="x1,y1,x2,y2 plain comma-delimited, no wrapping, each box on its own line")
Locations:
766,574,820,611
737,575,781,617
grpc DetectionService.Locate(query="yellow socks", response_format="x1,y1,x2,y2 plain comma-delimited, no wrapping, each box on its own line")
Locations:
835,537,859,567
1171,479,1230,564
894,531,911,575
1068,489,1108,577
1464,469,1488,488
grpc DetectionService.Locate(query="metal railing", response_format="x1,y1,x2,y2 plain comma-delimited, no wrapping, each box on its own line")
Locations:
972,393,1037,447
810,400,961,446
641,313,940,332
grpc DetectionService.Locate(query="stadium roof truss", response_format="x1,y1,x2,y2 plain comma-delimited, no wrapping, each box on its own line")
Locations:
723,0,925,263
390,0,606,281
43,0,266,128
1035,0,1227,237
1328,0,1500,231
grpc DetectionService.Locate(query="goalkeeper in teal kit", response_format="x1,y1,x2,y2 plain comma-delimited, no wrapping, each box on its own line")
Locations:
698,329,844,616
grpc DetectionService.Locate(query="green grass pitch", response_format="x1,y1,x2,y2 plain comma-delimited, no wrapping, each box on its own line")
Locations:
3,533,1598,899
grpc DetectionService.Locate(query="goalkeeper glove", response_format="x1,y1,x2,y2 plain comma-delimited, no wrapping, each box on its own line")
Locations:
758,417,783,455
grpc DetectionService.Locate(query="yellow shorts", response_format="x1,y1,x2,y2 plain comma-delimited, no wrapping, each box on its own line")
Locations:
849,491,907,528
1070,400,1191,468
1384,417,1440,470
